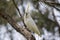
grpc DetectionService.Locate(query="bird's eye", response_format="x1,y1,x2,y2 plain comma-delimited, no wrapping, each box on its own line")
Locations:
26,13,28,16
25,13,28,18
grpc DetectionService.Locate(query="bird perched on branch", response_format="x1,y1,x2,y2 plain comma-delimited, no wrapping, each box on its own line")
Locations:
24,2,40,35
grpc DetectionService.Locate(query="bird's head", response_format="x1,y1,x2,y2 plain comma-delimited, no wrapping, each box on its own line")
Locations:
25,13,28,18
25,2,31,18
25,2,30,13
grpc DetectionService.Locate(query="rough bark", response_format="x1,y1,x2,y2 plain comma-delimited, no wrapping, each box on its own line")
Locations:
0,12,35,40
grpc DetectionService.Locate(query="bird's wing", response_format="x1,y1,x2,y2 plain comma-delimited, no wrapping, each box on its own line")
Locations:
26,16,40,35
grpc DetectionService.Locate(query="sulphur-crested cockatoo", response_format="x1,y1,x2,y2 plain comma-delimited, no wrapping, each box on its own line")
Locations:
24,2,40,35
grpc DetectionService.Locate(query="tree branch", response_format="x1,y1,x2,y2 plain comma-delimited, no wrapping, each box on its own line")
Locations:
0,11,35,40
43,1,60,11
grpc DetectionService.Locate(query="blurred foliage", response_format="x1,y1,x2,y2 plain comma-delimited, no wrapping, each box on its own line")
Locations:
31,11,56,33
0,0,59,33
0,0,21,25
0,17,7,25
0,0,8,9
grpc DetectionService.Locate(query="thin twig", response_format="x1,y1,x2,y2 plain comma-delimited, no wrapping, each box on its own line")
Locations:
12,0,22,17
45,1,60,6
12,0,27,28
52,8,60,27
43,1,60,11
52,8,60,34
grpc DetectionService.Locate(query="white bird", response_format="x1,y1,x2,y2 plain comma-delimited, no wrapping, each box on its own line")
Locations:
24,2,40,35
